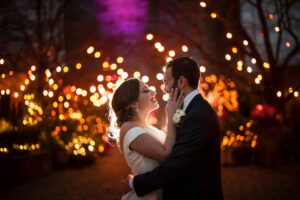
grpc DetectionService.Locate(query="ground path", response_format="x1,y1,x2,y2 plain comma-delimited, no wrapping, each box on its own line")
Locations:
0,147,299,200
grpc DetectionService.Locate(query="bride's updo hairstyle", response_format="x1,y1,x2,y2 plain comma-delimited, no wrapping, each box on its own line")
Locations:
111,78,140,127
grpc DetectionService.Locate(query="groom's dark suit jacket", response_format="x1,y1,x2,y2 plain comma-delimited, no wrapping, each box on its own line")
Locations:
133,94,223,200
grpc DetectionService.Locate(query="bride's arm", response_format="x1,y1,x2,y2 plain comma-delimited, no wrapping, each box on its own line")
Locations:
129,89,184,162
126,118,176,162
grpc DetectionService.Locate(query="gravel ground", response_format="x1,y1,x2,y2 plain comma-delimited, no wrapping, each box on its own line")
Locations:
0,147,299,200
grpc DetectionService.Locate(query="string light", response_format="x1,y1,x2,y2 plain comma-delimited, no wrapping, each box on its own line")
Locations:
133,71,141,78
146,33,154,40
76,63,82,70
117,57,124,63
210,12,217,18
285,41,291,48
226,32,233,39
87,46,94,54
276,91,282,97
199,2,207,8
156,73,164,80
200,66,206,73
142,76,149,83
168,50,175,57
247,66,252,73
263,62,270,69
181,45,188,52
225,54,231,61
94,51,101,58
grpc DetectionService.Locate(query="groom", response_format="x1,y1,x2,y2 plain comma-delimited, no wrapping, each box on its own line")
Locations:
127,57,223,199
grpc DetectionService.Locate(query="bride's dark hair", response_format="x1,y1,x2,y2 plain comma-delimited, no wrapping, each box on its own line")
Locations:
111,78,140,127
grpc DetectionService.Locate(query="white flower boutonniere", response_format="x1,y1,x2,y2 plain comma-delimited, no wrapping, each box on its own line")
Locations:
172,109,186,126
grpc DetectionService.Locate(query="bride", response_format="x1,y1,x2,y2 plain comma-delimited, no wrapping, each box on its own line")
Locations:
110,78,183,200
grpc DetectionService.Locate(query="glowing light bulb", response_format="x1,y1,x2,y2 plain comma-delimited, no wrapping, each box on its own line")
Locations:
225,54,231,61
146,34,153,40
169,50,175,57
87,46,94,54
200,66,206,73
276,91,282,97
211,12,217,18
199,2,206,7
156,73,164,80
117,57,124,63
142,76,149,83
94,51,101,58
226,33,233,39
182,45,188,52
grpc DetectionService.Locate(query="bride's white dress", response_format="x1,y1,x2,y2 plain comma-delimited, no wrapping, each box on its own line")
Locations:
121,126,166,200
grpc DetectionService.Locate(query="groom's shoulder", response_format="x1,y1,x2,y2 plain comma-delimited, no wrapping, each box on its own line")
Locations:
192,97,215,113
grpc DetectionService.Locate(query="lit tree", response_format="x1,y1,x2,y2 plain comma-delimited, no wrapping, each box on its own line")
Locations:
0,0,71,69
0,0,71,101
157,0,300,119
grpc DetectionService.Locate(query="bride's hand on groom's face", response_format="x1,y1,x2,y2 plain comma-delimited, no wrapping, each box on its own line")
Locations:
165,88,184,118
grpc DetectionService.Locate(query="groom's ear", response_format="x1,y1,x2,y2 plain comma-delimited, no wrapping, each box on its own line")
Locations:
178,76,187,88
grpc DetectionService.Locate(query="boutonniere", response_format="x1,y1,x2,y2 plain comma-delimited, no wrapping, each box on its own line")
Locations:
172,109,186,126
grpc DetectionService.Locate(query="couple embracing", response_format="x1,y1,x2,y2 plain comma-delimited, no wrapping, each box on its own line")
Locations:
110,57,223,200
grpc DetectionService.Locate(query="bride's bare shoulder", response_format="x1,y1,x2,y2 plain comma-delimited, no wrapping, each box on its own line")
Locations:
119,121,143,150
120,121,141,135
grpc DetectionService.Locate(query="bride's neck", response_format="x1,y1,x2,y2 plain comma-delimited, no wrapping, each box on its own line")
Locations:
134,112,149,126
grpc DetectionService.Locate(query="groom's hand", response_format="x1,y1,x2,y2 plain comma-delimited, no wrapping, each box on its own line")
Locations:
122,174,133,194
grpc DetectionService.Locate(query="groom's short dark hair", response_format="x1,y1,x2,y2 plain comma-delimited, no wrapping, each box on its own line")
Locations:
166,57,200,89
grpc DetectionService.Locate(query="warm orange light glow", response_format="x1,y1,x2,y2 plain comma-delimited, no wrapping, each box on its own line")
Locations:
76,63,82,70
210,12,217,18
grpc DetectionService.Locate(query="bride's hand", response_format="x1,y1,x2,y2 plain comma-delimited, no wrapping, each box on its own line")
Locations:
165,88,184,119
121,174,133,194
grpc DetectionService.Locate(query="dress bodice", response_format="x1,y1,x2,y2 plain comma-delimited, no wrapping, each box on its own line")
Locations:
121,126,166,200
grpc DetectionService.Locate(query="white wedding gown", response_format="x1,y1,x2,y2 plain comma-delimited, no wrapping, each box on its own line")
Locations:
121,126,166,200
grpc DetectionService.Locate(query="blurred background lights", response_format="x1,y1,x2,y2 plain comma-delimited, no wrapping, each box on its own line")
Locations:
226,32,233,39
87,46,94,54
199,1,207,7
142,76,149,83
133,71,141,78
181,45,188,52
146,33,154,40
97,75,104,82
117,57,124,63
168,50,175,57
156,73,164,80
200,66,206,73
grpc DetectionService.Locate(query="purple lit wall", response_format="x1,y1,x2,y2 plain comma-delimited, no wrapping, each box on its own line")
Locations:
97,0,148,36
